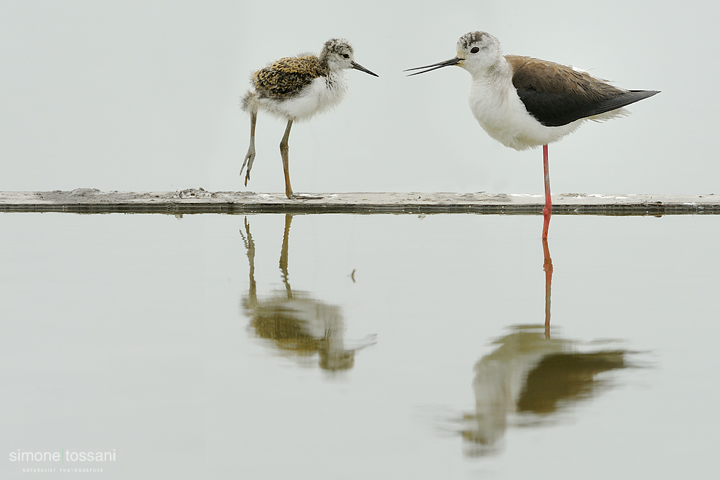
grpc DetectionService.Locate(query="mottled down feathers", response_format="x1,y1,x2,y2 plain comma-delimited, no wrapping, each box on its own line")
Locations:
253,55,324,99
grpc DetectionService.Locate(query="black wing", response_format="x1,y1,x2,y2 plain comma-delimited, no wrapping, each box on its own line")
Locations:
507,55,659,127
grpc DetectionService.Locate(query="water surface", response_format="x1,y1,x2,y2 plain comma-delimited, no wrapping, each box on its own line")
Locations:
0,213,718,479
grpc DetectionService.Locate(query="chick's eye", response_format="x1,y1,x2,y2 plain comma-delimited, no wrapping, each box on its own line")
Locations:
342,54,349,58
470,47,480,53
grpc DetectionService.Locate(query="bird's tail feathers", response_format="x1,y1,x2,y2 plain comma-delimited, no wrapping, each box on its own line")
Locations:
241,91,259,114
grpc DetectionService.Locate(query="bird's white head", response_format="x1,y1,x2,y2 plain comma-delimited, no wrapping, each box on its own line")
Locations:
405,30,504,78
320,39,378,77
455,31,504,75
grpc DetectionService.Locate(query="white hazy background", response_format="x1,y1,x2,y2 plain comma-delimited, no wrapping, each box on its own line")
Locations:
0,0,716,195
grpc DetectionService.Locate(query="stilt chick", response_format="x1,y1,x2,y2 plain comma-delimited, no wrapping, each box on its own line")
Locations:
241,39,378,199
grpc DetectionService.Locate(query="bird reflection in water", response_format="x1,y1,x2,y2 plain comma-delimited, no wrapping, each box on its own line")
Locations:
240,215,375,372
460,216,633,456
461,326,629,456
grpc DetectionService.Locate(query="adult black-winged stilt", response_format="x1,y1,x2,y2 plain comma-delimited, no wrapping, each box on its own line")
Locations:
407,31,659,238
241,39,378,199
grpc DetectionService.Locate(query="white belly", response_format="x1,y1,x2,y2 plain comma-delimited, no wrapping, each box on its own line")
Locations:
468,80,582,151
259,73,348,121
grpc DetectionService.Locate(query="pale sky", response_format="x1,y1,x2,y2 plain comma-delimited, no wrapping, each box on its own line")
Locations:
0,0,716,195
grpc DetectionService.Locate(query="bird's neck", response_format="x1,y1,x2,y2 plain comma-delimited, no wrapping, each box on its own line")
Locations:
470,55,512,84
325,70,347,89
469,57,513,107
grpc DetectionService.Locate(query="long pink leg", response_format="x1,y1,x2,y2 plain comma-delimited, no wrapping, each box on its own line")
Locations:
542,144,552,239
541,143,553,337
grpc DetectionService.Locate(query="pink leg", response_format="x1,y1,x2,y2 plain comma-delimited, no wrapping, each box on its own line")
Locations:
541,143,553,336
542,144,552,239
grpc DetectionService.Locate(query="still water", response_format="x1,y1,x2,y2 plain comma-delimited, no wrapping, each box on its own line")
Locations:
0,212,718,479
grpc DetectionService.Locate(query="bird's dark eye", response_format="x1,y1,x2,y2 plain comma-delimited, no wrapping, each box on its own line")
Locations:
470,46,480,53
342,54,349,58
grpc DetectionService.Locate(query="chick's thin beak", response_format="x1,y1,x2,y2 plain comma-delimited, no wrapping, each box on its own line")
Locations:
352,61,379,77
405,57,462,76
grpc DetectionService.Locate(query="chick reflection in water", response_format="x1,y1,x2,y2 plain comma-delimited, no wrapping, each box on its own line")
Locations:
461,325,630,456
240,215,374,371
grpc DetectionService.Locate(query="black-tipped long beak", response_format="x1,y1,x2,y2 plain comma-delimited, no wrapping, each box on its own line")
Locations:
352,61,379,77
405,57,461,76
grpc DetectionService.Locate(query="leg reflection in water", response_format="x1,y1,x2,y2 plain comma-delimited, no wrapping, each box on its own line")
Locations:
543,213,553,338
240,215,375,372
